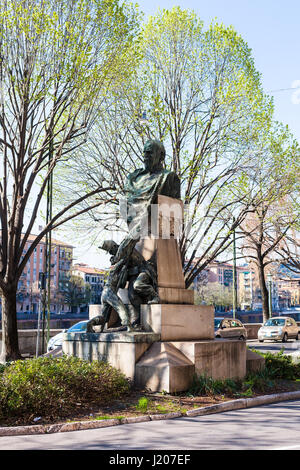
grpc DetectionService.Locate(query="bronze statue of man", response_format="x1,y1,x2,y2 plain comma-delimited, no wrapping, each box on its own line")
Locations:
115,139,180,263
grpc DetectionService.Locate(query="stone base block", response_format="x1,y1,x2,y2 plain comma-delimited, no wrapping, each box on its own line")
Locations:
246,349,265,374
141,304,214,341
158,287,194,304
62,331,160,380
135,342,195,393
172,339,247,380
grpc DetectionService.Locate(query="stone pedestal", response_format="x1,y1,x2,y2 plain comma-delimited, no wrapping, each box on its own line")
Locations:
135,339,247,392
158,287,194,304
246,349,265,374
136,195,193,304
135,342,195,393
172,339,246,380
64,195,248,394
141,304,214,341
62,331,160,380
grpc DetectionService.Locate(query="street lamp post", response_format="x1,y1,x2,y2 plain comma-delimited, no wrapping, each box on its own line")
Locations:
267,273,273,319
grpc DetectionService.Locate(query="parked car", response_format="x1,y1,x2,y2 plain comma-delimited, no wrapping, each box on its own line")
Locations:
214,317,247,340
257,316,300,343
47,320,88,352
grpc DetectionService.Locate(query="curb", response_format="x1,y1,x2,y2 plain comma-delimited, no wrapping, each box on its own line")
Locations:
1,391,300,437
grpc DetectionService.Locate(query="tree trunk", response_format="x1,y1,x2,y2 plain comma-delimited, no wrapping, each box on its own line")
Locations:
0,287,23,363
257,262,269,324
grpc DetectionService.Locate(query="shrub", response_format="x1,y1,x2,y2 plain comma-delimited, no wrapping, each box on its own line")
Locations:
240,369,274,397
0,356,130,421
189,370,274,398
189,374,241,397
262,350,300,380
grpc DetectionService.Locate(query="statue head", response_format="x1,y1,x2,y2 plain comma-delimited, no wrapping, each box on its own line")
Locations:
99,240,119,255
143,139,165,173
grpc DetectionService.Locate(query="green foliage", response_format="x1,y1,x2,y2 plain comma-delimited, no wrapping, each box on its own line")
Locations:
189,374,240,397
58,4,280,287
155,404,167,414
195,282,238,308
261,350,300,380
63,275,92,308
0,356,130,421
135,397,149,412
93,415,124,421
239,370,274,397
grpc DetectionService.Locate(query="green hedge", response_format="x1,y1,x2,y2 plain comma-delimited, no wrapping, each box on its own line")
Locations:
260,349,300,380
0,356,130,420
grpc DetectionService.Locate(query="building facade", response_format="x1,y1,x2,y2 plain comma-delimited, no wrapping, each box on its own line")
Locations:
277,277,300,308
72,264,107,307
16,234,73,314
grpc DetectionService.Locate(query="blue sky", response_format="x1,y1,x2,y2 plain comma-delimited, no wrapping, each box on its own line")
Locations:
136,0,300,141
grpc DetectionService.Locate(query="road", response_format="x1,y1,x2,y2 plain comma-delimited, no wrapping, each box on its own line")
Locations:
1,400,300,450
247,339,300,355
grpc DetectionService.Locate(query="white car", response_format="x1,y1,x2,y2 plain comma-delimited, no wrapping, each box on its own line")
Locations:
47,320,88,352
258,317,300,343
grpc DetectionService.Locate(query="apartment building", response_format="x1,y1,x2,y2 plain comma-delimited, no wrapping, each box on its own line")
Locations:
277,277,300,308
72,264,107,305
16,234,73,314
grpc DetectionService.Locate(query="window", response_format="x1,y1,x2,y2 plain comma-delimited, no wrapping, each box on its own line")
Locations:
231,320,242,328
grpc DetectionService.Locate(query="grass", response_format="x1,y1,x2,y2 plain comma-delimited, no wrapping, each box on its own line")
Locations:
92,415,125,421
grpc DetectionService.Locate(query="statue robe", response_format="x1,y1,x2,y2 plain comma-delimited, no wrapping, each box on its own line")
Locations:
124,168,180,232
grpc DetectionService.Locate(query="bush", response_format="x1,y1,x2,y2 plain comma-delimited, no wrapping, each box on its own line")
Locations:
0,356,130,421
262,350,300,380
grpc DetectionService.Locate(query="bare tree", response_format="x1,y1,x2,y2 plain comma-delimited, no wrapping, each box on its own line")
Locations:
239,186,299,321
0,0,139,362
58,7,274,283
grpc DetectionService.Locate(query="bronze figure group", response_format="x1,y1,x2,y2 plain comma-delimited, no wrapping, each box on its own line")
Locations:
86,139,180,333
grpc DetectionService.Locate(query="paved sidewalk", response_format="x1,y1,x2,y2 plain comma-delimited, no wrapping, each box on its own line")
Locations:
1,399,300,450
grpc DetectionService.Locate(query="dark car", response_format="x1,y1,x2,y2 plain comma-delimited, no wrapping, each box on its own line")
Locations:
214,317,247,340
